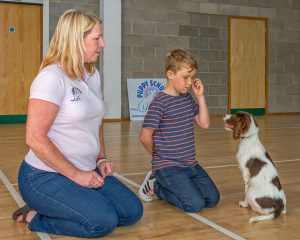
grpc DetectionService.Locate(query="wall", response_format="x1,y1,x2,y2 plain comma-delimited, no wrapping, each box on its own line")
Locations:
49,0,99,38
122,0,300,116
47,0,299,117
49,0,101,74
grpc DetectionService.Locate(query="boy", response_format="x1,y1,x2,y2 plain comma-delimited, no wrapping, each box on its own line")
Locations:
139,48,220,213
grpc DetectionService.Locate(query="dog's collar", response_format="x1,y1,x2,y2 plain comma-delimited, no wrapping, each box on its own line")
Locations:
241,133,257,139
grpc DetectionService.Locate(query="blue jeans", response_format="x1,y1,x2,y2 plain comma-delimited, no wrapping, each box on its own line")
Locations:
154,164,220,213
18,161,143,238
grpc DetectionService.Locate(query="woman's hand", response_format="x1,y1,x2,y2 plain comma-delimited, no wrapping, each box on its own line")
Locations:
98,160,115,178
73,170,104,188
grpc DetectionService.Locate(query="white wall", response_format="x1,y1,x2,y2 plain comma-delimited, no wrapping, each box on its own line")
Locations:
102,0,122,119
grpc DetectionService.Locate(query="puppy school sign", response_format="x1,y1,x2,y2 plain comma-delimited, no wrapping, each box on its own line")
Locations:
127,78,167,121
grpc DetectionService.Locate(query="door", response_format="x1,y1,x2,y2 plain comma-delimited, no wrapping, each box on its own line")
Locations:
229,16,267,115
0,2,42,122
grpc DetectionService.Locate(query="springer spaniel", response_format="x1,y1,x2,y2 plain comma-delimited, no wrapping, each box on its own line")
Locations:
223,112,287,222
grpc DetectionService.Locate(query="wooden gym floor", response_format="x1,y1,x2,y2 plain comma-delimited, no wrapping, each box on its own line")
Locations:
0,114,299,240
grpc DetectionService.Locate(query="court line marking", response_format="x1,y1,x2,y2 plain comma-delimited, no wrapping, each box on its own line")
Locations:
276,159,300,163
1,124,299,143
0,140,25,143
95,124,300,138
122,158,300,176
113,172,246,240
122,172,148,176
205,158,300,169
0,136,25,140
0,169,52,240
195,126,300,134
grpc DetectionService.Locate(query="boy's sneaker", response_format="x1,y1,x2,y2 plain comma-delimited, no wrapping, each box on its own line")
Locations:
139,170,157,202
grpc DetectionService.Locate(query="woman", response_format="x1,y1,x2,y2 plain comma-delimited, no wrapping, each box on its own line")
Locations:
12,9,143,238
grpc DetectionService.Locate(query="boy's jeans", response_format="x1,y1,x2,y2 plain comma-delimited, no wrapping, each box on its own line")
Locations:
154,164,220,213
18,160,143,238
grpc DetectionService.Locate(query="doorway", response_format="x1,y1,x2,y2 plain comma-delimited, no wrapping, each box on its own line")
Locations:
0,2,42,123
228,16,268,115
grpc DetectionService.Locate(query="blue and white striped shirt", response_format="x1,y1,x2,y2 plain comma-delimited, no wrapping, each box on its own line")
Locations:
142,92,199,171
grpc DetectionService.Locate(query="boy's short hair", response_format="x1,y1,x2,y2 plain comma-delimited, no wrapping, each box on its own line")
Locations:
165,48,198,73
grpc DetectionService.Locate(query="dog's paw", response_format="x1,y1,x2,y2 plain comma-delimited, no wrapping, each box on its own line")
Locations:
239,201,249,208
282,208,287,214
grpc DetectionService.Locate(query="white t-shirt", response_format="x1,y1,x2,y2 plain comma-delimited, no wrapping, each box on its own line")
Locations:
25,64,106,172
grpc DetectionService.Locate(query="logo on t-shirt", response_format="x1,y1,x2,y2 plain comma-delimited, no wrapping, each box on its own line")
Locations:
71,87,82,101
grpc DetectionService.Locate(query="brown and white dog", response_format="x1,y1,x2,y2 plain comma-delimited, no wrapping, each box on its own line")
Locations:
223,111,287,223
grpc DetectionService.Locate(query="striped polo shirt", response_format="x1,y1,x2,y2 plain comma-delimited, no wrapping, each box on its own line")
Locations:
142,92,199,171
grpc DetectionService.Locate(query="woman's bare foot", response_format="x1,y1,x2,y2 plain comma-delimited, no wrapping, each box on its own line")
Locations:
16,210,37,223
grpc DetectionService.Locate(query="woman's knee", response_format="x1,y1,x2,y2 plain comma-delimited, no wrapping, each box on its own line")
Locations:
119,197,143,226
130,199,143,224
86,213,118,238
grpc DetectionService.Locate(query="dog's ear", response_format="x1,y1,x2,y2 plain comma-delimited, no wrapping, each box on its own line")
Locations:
253,118,259,127
233,115,250,139
240,118,250,133
233,120,242,139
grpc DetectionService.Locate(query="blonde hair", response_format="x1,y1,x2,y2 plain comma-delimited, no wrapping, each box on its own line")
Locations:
39,9,102,80
165,48,198,73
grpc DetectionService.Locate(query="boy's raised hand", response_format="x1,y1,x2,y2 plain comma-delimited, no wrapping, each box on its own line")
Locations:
192,78,204,97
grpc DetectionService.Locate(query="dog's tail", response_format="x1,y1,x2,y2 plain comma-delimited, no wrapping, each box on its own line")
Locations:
249,199,285,223
249,214,275,223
